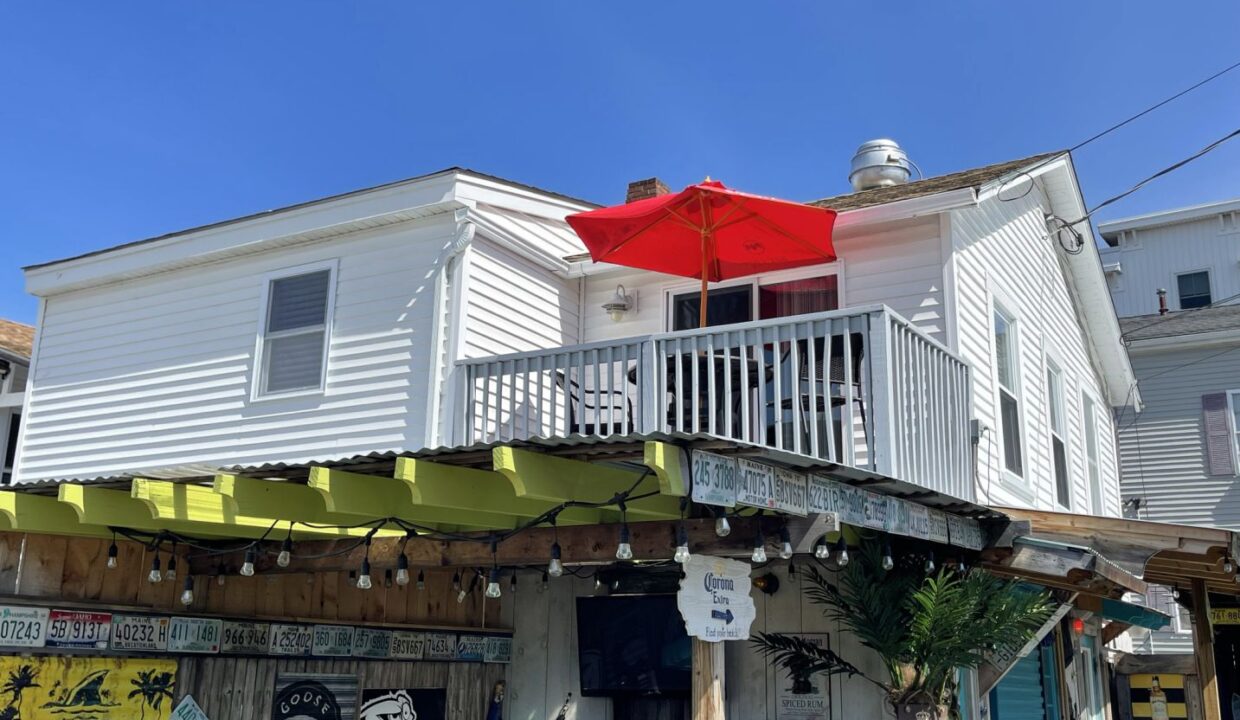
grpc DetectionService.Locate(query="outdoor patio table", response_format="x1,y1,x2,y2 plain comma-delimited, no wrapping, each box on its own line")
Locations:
628,353,766,436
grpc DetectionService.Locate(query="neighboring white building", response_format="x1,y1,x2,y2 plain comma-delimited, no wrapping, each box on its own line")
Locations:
12,150,1138,719
1099,198,1240,655
1099,197,1240,317
0,319,32,484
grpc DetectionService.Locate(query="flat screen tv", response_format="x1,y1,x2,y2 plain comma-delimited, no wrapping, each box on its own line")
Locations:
576,595,692,697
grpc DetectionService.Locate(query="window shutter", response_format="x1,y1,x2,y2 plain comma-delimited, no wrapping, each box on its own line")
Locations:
1202,393,1236,476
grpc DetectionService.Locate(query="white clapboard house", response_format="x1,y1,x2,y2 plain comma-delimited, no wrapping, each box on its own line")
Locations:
11,145,1138,719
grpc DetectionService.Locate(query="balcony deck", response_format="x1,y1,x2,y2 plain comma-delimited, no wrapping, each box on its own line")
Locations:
450,305,974,502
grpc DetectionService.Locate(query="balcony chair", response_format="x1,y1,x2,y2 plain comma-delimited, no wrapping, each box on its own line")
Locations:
775,332,868,459
554,370,634,436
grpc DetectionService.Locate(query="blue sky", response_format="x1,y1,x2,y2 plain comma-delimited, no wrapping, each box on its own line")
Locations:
1,2,1238,323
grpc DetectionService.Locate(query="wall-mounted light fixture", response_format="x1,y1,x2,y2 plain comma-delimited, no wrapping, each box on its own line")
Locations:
602,284,635,322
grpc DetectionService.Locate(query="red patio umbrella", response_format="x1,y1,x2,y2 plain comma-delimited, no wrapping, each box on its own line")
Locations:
566,180,837,327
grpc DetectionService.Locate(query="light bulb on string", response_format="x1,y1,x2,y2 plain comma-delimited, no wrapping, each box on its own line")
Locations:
787,558,798,582
486,568,503,599
396,554,410,587
813,538,830,560
881,541,894,571
594,574,604,593
616,525,634,561
180,576,195,607
1225,558,1235,574
715,514,731,538
277,537,293,569
548,542,564,577
416,569,426,591
778,526,794,560
674,524,691,564
509,571,517,594
540,571,549,593
834,536,849,567
451,570,462,592
165,553,177,583
384,569,393,589
924,551,936,574
240,548,257,577
356,558,373,590
147,553,162,584
107,534,119,570
751,529,767,564
458,573,478,604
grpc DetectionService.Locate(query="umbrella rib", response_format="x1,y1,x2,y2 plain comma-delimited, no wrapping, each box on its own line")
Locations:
742,212,837,260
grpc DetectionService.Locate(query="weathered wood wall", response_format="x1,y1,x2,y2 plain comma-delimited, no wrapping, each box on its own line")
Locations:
175,656,505,720
0,533,507,630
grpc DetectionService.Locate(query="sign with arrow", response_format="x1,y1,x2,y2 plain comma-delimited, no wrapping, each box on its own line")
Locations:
677,555,756,642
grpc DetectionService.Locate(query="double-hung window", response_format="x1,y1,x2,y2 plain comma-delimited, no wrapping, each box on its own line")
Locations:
1083,394,1103,514
993,302,1024,478
1230,391,1240,470
255,263,337,398
1046,361,1070,509
1176,270,1212,309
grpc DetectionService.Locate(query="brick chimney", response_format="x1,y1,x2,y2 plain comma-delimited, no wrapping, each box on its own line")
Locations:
626,177,670,203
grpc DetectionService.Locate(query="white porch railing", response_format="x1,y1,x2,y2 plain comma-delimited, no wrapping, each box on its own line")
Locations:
451,305,974,502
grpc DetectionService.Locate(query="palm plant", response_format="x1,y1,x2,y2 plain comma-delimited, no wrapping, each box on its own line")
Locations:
752,539,1054,717
2,665,39,706
128,670,175,720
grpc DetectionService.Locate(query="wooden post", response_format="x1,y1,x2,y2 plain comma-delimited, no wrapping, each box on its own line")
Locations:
692,638,726,720
1191,579,1222,720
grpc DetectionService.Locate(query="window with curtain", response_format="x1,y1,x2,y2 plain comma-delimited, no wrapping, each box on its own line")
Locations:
993,302,1023,477
257,267,334,396
758,275,839,319
1176,270,1212,309
671,285,753,330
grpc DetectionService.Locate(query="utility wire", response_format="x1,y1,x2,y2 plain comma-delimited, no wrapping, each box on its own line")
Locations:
995,57,1240,196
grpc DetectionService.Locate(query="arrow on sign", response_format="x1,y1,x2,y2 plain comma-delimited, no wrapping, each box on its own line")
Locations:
710,609,734,625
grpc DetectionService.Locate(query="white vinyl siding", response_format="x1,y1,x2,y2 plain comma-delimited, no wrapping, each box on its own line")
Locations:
14,216,454,483
952,190,1121,514
255,264,336,397
1230,390,1240,470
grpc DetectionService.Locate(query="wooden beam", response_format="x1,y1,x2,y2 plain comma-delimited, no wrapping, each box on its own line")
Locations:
131,479,372,539
692,638,725,720
58,485,241,539
187,517,765,575
493,447,680,519
212,475,403,537
1192,578,1222,720
307,467,516,531
1101,621,1131,645
0,491,112,538
392,458,615,526
643,441,690,497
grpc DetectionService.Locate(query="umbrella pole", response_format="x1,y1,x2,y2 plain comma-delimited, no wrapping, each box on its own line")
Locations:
700,229,710,328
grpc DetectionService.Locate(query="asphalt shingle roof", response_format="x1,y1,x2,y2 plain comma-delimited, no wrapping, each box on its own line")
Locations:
0,319,34,359
810,151,1065,212
1119,304,1240,341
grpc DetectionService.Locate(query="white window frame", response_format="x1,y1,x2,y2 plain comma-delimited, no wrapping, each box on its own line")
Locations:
1174,268,1213,310
990,290,1028,491
1228,390,1240,473
662,262,844,331
1082,391,1104,515
251,259,339,401
1046,356,1071,510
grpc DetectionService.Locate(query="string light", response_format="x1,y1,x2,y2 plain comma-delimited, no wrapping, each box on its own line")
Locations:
180,576,194,607
594,574,604,592
751,528,767,564
451,570,462,592
165,544,177,582
715,511,731,538
147,553,162,584
240,548,257,577
356,558,373,590
459,572,478,604
486,568,503,599
924,551,936,574
778,526,794,560
674,524,691,564
107,534,119,570
509,571,517,594
396,554,410,587
787,558,797,582
881,541,894,571
834,537,849,567
548,542,564,577
540,571,549,593
616,525,634,561
416,569,426,591
1225,558,1235,574
384,569,393,589
813,537,830,560
277,537,293,569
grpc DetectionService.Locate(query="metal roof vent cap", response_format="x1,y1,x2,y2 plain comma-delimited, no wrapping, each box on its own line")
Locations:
849,139,912,191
